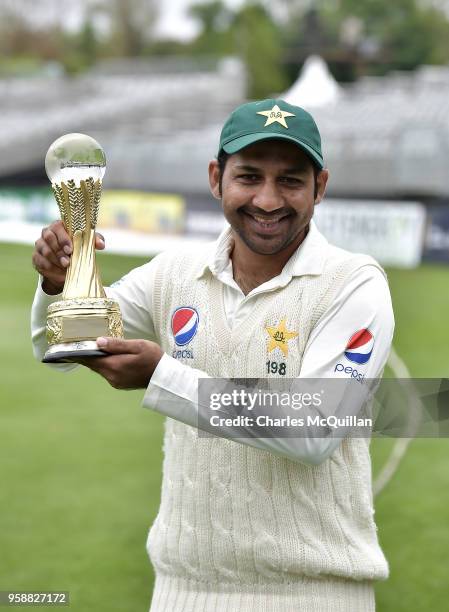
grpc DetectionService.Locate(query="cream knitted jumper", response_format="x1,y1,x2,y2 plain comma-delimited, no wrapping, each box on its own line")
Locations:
146,244,389,612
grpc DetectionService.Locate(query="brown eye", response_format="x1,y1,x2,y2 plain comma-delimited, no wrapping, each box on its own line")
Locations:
238,174,259,181
279,176,301,185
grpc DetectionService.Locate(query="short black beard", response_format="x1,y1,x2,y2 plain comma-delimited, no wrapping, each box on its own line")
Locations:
231,210,308,256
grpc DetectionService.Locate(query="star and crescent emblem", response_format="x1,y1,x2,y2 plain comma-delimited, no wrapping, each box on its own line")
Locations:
265,318,298,357
257,104,295,129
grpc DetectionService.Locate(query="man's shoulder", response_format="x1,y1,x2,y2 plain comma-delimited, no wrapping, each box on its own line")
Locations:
151,240,215,276
324,241,385,277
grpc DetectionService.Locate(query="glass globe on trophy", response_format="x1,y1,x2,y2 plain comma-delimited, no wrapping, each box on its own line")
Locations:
43,133,123,363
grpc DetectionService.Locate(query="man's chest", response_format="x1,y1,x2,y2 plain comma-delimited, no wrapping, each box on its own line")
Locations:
160,278,308,378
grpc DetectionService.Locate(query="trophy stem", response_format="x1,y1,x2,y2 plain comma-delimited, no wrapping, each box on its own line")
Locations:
63,228,105,300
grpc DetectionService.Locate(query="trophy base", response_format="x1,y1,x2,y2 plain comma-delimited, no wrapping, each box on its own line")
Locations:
43,341,107,363
45,297,124,362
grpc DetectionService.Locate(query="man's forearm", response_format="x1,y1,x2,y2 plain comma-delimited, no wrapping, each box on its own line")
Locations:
142,355,372,466
30,278,77,372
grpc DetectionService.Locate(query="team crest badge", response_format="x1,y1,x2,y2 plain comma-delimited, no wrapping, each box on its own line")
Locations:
257,104,295,129
171,307,199,346
265,318,298,357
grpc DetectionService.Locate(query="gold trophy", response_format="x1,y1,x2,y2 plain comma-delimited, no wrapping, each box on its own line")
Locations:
43,133,123,363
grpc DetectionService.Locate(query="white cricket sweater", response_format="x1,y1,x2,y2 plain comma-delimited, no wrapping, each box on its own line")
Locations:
145,243,389,611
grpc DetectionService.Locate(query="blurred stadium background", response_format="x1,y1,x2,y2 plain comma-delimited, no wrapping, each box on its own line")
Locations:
1,1,449,611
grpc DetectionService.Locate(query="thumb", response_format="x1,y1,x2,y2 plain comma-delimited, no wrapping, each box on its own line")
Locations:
95,233,105,250
96,337,141,354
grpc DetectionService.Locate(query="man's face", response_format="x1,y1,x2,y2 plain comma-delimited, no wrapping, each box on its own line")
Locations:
209,139,328,256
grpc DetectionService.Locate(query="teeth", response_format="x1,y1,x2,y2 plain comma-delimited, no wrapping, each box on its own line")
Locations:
252,215,284,224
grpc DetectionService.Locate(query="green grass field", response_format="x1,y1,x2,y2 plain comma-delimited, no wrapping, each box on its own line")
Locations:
1,242,449,611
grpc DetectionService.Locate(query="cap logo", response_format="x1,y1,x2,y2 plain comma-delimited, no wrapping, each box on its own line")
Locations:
256,104,295,129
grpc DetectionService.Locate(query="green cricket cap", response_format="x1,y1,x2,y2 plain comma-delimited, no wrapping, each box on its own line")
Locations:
218,98,324,169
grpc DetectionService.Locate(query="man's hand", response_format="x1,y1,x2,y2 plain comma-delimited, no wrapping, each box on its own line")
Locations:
32,220,105,295
78,337,164,390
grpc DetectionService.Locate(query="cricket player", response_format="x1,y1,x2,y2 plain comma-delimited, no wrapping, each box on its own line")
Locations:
31,99,394,611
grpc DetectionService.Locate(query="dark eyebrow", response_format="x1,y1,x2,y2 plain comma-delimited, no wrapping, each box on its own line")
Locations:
233,163,308,175
233,165,261,172
282,166,309,175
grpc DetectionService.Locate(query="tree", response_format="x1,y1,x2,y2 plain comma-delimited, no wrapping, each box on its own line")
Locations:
231,3,287,98
325,0,449,72
188,1,287,97
98,0,158,57
279,0,449,82
381,3,449,69
189,1,234,56
79,18,98,66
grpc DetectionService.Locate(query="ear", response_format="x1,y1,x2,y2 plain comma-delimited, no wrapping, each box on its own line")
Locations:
314,169,329,205
208,159,221,200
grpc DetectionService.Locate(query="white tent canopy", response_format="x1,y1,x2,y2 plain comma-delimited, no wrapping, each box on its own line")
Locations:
283,55,341,108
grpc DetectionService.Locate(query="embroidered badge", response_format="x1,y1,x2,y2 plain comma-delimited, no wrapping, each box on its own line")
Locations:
265,318,298,357
257,104,295,129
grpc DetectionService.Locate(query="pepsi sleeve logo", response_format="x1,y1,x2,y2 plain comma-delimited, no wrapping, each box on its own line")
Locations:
344,329,374,365
171,307,199,346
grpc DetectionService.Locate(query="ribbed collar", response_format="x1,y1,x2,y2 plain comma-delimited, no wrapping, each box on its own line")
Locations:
195,219,328,282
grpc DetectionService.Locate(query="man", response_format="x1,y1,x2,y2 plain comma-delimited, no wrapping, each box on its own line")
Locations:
32,99,394,611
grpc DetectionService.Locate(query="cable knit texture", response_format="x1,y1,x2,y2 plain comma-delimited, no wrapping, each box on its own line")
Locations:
147,243,389,611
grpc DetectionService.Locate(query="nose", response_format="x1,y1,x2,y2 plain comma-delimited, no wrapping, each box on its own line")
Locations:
252,179,284,213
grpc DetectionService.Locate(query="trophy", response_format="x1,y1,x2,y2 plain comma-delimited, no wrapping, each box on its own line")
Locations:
42,133,124,363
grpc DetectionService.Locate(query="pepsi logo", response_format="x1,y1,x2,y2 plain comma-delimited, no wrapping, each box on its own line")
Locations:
344,329,374,365
171,307,199,346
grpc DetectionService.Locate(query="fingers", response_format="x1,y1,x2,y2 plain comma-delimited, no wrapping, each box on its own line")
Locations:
32,221,71,292
32,238,68,285
32,251,66,282
34,237,68,270
32,221,105,294
42,225,70,254
95,232,105,250
34,222,72,267
49,221,72,252
76,356,106,370
76,354,131,389
76,340,162,389
42,221,72,256
96,337,144,354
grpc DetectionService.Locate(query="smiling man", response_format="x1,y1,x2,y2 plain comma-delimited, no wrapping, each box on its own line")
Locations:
31,99,394,611
211,139,326,294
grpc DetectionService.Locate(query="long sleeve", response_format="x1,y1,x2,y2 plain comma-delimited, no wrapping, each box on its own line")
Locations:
143,265,394,465
30,258,159,366
30,278,76,371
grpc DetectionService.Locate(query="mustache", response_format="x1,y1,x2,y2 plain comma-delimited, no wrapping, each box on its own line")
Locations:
238,206,296,218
